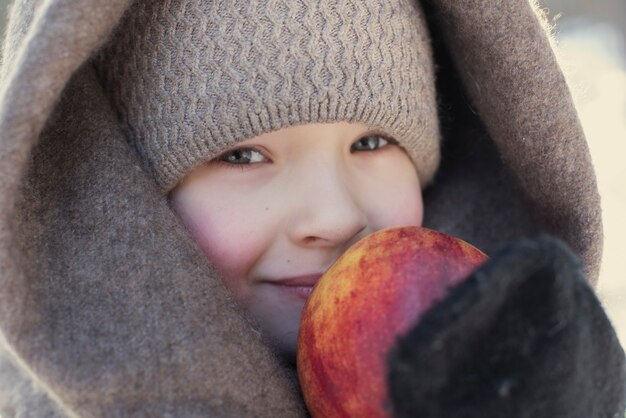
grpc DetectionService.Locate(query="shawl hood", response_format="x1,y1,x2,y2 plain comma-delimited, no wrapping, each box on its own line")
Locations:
0,0,618,416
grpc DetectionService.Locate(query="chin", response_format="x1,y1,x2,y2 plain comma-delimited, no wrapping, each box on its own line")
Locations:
250,294,302,365
266,325,299,366
280,347,297,366
276,332,298,365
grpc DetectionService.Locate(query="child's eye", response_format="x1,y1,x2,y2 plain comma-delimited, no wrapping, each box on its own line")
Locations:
351,135,392,152
217,147,268,165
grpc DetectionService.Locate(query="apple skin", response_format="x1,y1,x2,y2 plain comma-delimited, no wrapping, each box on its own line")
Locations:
297,226,488,418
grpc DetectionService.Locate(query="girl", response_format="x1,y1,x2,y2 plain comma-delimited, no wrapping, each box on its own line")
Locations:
0,0,623,416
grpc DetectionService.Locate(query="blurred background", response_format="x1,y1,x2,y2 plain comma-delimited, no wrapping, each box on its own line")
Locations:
0,0,624,347
538,0,626,348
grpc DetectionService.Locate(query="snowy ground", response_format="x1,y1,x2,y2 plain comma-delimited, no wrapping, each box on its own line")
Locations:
554,19,626,346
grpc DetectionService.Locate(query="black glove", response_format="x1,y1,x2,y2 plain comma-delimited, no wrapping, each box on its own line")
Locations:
387,235,626,418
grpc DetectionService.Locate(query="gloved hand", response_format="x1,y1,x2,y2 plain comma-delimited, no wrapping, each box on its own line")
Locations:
388,235,626,418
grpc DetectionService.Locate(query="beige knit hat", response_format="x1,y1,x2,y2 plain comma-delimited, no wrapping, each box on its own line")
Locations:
93,0,440,193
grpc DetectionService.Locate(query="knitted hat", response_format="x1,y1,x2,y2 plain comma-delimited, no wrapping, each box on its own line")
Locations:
93,0,440,193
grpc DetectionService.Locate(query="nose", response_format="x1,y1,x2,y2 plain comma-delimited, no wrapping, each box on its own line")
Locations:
285,158,368,249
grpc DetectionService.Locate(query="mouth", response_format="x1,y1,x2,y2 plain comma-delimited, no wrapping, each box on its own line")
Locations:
263,274,323,301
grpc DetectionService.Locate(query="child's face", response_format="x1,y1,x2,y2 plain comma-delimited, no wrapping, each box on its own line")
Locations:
169,122,424,361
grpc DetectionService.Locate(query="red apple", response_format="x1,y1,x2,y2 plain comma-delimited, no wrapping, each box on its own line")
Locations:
297,226,488,418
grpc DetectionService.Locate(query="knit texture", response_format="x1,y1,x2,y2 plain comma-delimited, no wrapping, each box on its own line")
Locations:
93,0,440,193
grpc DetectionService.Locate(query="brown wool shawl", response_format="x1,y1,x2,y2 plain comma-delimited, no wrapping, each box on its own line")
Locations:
0,0,604,416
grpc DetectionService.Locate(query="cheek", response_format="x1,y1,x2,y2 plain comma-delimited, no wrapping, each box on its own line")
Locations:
190,210,255,275
364,153,424,227
170,191,266,298
373,181,424,226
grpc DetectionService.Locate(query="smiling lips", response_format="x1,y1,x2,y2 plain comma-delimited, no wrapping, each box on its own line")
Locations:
267,274,324,300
